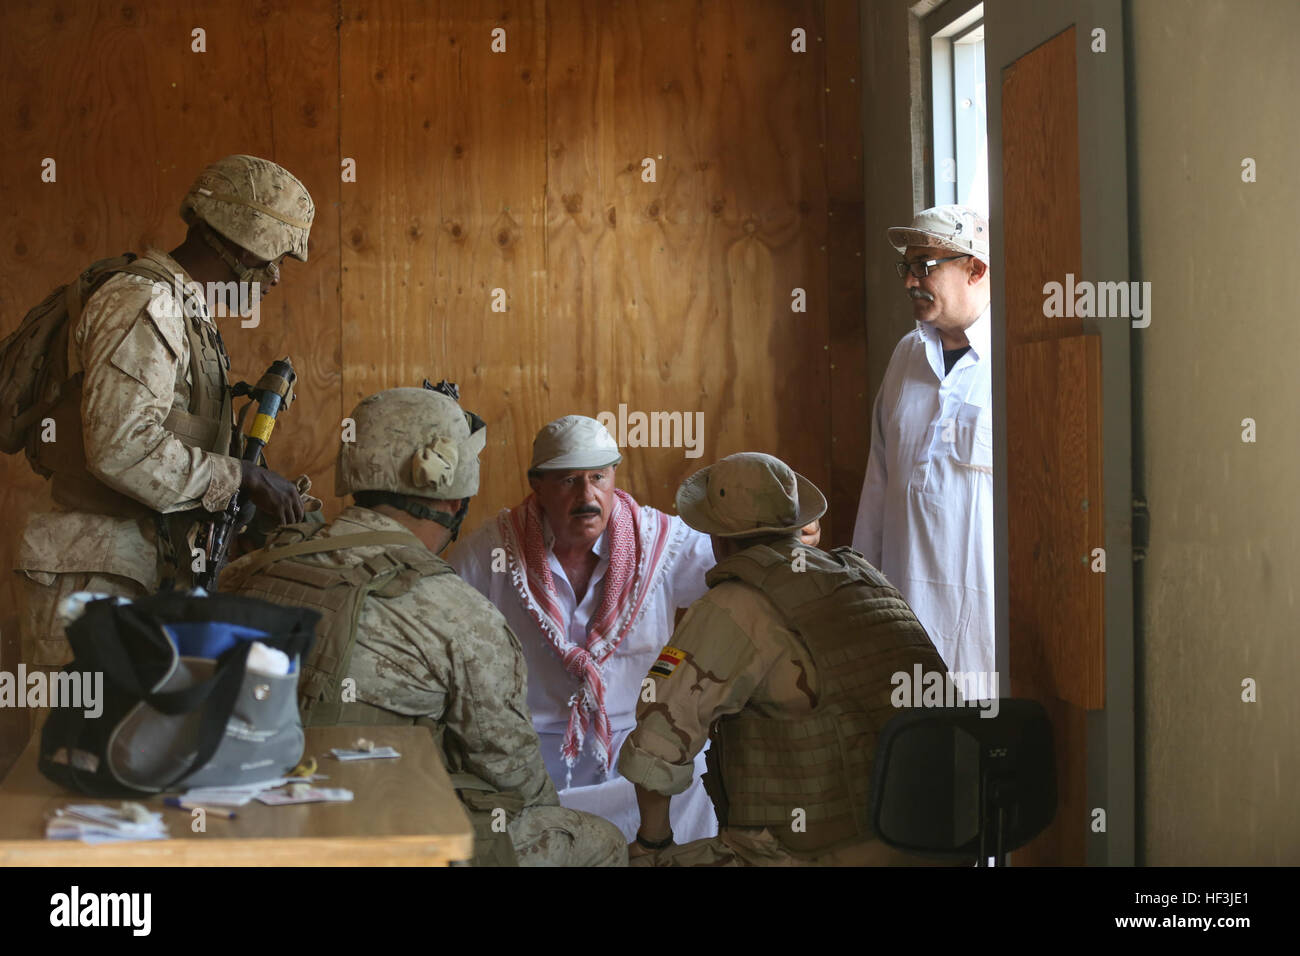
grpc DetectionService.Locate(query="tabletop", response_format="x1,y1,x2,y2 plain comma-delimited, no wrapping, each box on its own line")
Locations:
0,725,474,866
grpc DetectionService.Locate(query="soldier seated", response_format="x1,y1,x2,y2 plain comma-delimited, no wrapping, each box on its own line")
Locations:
619,452,950,866
222,386,625,867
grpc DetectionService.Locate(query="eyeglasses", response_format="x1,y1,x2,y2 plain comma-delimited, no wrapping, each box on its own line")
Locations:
895,254,971,279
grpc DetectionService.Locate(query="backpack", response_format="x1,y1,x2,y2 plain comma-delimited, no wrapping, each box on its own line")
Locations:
0,253,177,474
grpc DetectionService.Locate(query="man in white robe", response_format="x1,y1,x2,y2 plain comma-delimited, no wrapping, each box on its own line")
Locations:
452,415,720,843
852,205,995,679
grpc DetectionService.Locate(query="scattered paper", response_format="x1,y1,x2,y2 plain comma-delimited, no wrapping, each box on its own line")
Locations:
329,746,400,761
47,804,168,844
182,775,328,806
255,787,354,806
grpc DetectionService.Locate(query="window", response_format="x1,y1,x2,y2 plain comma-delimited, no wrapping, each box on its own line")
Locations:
928,3,988,215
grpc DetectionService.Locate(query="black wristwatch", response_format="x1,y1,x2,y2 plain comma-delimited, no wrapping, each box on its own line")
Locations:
635,829,674,851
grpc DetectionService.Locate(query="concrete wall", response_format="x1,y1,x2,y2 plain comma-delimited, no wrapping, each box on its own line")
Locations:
1130,0,1300,864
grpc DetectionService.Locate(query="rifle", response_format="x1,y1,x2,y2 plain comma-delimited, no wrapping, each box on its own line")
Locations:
193,356,296,591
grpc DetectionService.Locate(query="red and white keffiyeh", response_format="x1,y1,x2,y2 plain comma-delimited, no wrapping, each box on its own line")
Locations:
497,489,672,783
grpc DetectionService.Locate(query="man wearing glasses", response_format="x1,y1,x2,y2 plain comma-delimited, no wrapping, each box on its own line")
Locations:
851,205,995,681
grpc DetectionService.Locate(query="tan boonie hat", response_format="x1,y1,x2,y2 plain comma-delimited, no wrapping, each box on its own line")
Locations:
530,415,622,472
887,204,989,265
181,155,314,263
676,452,827,538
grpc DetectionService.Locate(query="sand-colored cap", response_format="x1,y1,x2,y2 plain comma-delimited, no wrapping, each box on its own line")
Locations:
676,452,826,538
529,415,623,472
887,204,989,265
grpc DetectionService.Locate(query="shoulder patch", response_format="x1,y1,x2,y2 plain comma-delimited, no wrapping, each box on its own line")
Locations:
108,316,180,402
142,286,187,358
649,646,687,679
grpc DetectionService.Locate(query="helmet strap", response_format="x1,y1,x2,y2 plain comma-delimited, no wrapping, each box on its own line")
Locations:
198,221,256,283
353,491,469,543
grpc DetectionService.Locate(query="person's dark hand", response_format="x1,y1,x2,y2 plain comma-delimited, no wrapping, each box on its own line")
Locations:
239,460,305,526
234,496,258,533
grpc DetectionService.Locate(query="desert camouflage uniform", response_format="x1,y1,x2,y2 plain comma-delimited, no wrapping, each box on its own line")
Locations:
15,248,241,669
223,505,626,867
618,538,944,867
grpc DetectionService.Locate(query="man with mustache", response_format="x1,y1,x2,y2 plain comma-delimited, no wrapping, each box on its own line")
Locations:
452,415,720,844
224,388,626,866
851,205,995,678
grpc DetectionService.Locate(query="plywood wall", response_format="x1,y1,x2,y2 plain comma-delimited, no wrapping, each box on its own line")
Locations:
0,0,866,769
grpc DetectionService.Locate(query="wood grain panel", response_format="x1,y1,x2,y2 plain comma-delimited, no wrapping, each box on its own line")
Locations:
1007,336,1104,708
0,0,341,766
339,0,550,526
1002,25,1097,866
824,0,867,546
1009,684,1088,867
2,1,865,782
539,0,830,525
1001,27,1083,349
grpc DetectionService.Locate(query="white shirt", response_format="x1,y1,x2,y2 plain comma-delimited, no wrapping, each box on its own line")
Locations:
451,505,721,842
852,305,995,679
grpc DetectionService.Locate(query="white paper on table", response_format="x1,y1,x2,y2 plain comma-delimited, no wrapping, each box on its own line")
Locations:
329,746,400,761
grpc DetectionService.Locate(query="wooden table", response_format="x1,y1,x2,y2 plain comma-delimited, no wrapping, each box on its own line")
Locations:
0,725,474,866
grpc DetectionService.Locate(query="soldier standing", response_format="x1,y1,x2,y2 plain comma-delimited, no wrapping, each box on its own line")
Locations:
14,155,312,677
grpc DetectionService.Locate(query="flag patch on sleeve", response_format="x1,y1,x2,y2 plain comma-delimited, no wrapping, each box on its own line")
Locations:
649,646,687,679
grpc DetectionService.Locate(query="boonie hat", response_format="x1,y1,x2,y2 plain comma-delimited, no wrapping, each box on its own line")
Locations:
887,204,989,265
530,415,622,472
676,452,826,538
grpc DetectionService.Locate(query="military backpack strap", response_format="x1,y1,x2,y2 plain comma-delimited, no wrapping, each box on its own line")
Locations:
234,529,428,578
236,527,452,726
121,252,235,456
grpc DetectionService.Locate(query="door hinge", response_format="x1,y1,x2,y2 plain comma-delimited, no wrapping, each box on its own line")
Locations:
1132,496,1149,561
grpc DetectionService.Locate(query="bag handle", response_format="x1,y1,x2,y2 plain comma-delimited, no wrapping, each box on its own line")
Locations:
63,599,279,790
158,640,254,790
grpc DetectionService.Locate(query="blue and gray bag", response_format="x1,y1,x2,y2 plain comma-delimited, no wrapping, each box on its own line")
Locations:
39,591,318,797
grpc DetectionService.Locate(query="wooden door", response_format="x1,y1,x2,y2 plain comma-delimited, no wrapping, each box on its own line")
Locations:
987,2,1137,865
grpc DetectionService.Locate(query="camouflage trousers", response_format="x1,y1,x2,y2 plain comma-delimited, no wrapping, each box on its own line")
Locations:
629,827,935,867
17,569,148,669
511,805,627,867
14,570,148,745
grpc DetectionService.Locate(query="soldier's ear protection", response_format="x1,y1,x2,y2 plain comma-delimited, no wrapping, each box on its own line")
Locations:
410,436,460,495
413,378,485,542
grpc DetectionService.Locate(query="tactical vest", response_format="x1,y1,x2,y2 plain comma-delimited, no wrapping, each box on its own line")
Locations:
702,543,946,855
224,522,524,866
34,252,234,519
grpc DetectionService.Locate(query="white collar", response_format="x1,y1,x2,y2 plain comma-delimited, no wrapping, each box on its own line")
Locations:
917,303,991,374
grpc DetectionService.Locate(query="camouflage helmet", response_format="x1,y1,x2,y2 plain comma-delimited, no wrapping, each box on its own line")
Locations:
336,387,487,500
180,155,314,262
